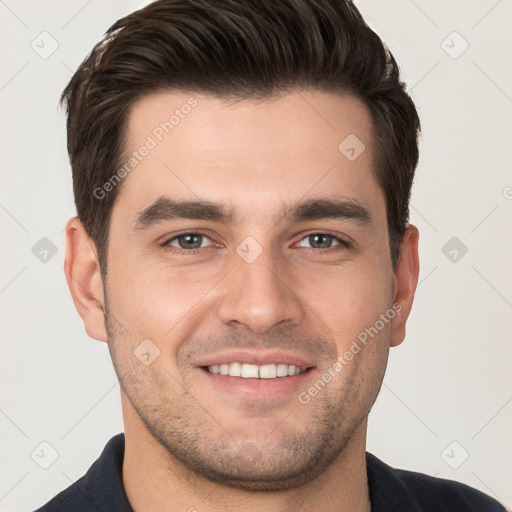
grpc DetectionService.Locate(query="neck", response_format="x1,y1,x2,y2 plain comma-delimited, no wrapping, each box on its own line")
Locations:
122,407,371,512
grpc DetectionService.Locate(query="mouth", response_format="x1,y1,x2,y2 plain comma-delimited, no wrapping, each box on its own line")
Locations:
201,362,312,379
196,359,316,402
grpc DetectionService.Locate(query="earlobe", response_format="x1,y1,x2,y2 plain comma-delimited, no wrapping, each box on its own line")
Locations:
390,224,420,348
64,217,108,342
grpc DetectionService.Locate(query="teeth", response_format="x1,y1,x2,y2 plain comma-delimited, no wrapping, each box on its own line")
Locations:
207,362,305,378
241,364,259,378
259,364,277,379
276,364,289,377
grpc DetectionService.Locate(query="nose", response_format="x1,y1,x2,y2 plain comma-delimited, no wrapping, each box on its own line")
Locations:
217,243,305,334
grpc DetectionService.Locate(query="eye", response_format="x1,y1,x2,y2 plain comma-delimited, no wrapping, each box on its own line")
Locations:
297,233,349,250
159,231,350,255
161,232,214,251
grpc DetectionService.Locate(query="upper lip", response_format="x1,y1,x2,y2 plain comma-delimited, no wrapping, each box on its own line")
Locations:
195,350,316,369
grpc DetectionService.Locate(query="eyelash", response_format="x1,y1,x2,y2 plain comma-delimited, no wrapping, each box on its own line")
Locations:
159,231,351,255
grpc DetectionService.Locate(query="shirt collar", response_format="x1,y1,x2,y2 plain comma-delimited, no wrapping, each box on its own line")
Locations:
366,452,424,511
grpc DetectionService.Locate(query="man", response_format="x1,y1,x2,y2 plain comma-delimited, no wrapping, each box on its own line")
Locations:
35,0,506,510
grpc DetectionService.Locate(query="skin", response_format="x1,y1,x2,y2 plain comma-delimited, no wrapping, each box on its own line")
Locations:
65,89,419,512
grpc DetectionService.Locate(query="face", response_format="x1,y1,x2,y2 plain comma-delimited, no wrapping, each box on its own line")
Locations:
100,90,406,491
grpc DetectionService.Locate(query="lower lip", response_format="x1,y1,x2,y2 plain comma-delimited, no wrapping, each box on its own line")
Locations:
198,367,315,401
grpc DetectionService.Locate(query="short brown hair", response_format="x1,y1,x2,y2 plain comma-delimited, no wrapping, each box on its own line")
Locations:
60,0,420,276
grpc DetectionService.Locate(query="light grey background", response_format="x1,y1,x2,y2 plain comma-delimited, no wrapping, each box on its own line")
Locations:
1,0,511,510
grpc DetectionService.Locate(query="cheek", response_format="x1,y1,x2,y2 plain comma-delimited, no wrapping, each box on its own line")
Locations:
295,261,393,342
108,261,223,339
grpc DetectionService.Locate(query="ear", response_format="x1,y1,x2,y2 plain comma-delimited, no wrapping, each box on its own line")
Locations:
390,224,420,348
64,217,108,342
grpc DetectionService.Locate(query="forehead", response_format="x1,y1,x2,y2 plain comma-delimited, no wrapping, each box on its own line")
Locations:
115,89,383,224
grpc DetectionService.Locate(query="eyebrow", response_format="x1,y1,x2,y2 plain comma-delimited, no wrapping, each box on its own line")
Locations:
132,196,372,231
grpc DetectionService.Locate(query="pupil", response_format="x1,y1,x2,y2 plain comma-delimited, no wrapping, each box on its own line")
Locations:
177,234,333,250
180,234,201,249
311,234,331,248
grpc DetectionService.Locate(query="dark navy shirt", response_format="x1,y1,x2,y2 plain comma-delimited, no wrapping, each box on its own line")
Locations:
34,433,507,511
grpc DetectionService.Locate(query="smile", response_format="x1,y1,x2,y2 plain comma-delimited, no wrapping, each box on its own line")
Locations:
205,362,306,379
